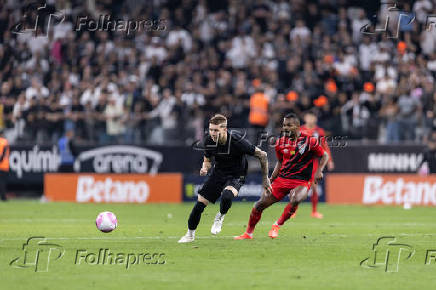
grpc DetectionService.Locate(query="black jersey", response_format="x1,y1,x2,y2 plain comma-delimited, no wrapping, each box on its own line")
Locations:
203,131,256,176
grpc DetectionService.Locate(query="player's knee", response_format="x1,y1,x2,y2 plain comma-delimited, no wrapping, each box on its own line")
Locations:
221,189,234,202
220,189,234,214
254,200,267,211
292,187,308,203
193,201,206,213
197,195,209,206
289,193,298,203
224,186,238,196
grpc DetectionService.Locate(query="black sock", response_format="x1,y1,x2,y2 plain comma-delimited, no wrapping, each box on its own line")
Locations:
220,190,234,215
188,202,206,230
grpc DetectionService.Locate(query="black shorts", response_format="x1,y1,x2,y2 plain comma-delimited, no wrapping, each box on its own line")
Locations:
198,172,246,203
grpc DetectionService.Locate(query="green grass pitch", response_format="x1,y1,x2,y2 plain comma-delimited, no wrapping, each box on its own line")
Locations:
1,201,436,290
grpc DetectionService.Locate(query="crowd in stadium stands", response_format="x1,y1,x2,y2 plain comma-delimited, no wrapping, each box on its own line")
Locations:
0,0,436,145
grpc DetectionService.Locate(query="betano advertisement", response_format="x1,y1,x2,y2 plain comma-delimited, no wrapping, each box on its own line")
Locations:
44,173,182,203
326,174,436,206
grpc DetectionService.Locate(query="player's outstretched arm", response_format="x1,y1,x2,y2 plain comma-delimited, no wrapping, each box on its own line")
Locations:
314,151,329,183
269,161,282,183
200,157,212,176
254,147,272,194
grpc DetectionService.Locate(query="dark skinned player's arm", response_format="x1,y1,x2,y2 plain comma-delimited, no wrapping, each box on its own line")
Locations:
314,151,329,183
320,133,334,167
269,161,282,183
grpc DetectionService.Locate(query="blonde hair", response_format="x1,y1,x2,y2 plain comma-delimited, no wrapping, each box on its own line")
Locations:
209,114,227,126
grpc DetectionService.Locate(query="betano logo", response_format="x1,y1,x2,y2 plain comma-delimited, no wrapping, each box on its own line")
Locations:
363,176,436,205
76,176,150,203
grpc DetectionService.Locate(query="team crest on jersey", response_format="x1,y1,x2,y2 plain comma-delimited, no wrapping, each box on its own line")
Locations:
297,142,307,154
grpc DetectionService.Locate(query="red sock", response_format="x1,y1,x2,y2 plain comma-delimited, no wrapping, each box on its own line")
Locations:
277,203,299,226
311,189,318,213
246,208,263,234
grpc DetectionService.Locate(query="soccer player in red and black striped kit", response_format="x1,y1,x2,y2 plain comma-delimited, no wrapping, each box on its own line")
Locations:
295,111,334,219
235,113,329,240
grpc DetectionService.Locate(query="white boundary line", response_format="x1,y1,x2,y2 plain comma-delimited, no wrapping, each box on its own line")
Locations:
0,236,235,241
1,233,436,242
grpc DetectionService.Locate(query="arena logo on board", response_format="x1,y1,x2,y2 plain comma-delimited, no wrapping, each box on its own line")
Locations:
73,146,163,174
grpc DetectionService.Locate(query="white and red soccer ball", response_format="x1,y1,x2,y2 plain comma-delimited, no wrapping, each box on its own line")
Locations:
96,211,118,233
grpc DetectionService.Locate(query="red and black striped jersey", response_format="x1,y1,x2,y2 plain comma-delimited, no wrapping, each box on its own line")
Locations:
275,132,325,181
300,125,333,162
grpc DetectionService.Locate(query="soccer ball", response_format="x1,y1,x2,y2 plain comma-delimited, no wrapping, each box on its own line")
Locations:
96,211,118,233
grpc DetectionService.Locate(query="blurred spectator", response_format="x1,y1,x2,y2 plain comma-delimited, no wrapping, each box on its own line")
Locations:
0,1,434,146
249,87,269,144
398,88,420,141
341,93,369,139
58,129,77,173
104,98,125,144
381,96,400,143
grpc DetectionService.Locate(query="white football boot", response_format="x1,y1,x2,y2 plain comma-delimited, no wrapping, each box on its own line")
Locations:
178,230,195,243
211,212,225,235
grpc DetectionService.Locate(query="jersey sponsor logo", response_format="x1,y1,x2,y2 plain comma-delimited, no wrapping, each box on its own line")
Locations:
283,149,295,155
76,176,150,203
73,146,162,174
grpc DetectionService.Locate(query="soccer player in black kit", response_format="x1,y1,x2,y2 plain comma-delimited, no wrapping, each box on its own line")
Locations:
178,114,271,243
